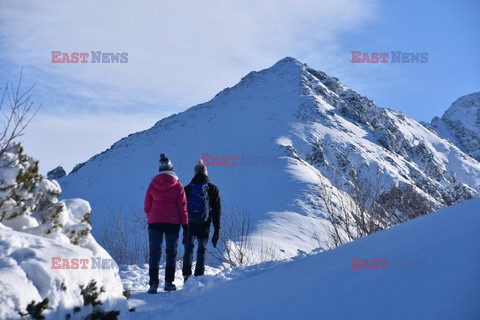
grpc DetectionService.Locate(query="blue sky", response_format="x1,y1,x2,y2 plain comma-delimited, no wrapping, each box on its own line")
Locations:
0,0,478,173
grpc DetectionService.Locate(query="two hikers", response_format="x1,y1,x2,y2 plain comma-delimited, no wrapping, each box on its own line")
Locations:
144,154,221,293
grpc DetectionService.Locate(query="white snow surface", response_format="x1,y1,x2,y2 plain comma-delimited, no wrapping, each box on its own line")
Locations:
118,197,480,319
0,224,128,319
59,57,480,260
2,184,479,319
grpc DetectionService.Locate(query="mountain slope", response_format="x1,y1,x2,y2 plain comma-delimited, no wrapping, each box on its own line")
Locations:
431,92,480,161
123,196,480,320
59,57,480,260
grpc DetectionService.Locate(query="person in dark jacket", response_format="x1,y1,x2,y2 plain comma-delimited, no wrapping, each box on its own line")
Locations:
182,159,221,280
144,153,189,293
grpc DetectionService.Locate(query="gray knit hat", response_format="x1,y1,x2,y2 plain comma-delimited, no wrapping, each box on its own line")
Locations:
194,159,208,176
159,153,174,172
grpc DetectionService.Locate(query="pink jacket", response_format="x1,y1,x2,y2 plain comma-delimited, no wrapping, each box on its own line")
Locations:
144,172,188,225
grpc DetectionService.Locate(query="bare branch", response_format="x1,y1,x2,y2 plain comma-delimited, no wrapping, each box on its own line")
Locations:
0,69,41,159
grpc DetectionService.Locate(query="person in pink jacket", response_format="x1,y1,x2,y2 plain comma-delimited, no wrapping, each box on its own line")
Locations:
144,153,188,293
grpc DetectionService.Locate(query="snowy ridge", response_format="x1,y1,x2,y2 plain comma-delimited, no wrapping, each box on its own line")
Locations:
290,70,480,216
121,197,480,319
59,57,480,260
431,92,480,161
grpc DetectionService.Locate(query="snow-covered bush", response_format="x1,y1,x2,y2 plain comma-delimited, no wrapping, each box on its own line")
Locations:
319,172,435,247
210,206,279,267
99,207,148,265
0,143,128,319
0,143,41,226
0,143,92,245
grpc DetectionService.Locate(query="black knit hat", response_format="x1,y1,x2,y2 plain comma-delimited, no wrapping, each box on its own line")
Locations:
159,153,174,172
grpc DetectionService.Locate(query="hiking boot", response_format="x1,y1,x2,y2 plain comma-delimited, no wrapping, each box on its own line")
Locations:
147,285,158,294
164,282,177,292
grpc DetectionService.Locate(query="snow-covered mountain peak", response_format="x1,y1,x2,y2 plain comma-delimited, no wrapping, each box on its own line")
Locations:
431,92,480,161
60,58,480,262
265,56,306,73
439,92,480,130
444,91,480,118
211,56,307,102
255,56,307,78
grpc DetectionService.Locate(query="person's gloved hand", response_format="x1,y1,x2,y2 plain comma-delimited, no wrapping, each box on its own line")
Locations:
182,224,189,245
212,229,219,248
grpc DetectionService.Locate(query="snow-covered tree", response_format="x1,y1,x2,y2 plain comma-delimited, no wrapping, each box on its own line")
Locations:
0,143,92,245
